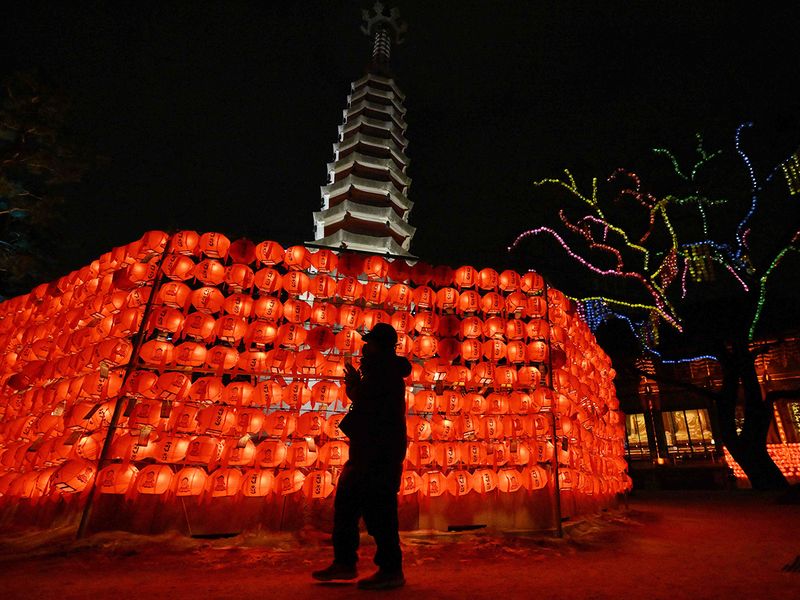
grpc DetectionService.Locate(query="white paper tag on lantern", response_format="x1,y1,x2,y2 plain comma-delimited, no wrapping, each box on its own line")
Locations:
137,425,153,446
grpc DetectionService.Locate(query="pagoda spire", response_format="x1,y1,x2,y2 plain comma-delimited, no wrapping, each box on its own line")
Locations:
361,1,407,75
310,3,415,257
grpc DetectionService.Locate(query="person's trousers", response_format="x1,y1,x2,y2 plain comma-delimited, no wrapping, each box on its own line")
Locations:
332,461,402,571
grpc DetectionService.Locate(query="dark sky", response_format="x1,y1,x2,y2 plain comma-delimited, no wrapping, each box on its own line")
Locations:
3,1,799,279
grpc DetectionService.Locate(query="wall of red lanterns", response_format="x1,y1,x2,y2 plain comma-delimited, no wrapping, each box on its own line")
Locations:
0,231,631,533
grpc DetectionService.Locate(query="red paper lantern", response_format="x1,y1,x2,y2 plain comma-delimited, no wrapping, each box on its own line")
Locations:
228,238,256,264
337,304,362,329
188,376,225,404
283,298,312,324
136,464,174,495
413,335,438,359
494,365,518,388
435,287,459,312
506,341,527,364
153,436,191,464
387,259,411,282
190,287,225,314
304,470,335,498
139,231,169,259
310,248,338,273
148,306,185,334
460,339,481,362
214,315,248,344
198,232,231,259
421,471,447,496
413,312,439,335
239,351,271,377
168,230,200,255
527,341,549,363
364,255,389,280
482,316,505,338
205,345,240,371
306,326,335,351
174,341,208,367
283,245,310,270
254,240,284,266
174,467,208,496
336,253,364,277
526,296,548,318
276,469,305,495
457,290,480,314
265,348,295,373
162,254,195,281
97,464,138,495
253,296,283,321
311,380,340,407
432,264,454,287
446,470,472,496
363,281,389,305
336,277,363,302
517,366,541,389
387,283,412,309
257,439,288,467
335,328,363,355
309,274,337,299
319,441,348,466
253,268,283,294
477,268,499,290
139,339,174,366
241,469,275,496
224,264,255,291
194,259,226,286
182,312,216,342
521,272,545,295
526,318,549,340
282,271,310,296
158,281,191,308
460,316,483,339
437,337,460,361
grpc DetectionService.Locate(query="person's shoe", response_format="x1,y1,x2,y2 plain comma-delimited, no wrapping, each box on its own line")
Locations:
357,569,406,590
312,562,358,581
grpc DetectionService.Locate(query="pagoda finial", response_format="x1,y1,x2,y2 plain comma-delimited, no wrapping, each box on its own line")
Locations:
361,2,406,70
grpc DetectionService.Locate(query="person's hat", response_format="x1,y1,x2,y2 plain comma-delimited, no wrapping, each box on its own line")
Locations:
362,323,398,348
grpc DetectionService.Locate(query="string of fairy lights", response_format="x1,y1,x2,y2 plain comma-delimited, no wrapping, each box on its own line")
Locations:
510,122,800,365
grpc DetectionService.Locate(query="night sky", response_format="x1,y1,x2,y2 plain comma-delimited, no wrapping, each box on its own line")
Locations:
2,1,799,281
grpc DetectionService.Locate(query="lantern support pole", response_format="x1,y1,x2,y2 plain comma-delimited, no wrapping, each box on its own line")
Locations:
76,234,173,539
543,279,563,538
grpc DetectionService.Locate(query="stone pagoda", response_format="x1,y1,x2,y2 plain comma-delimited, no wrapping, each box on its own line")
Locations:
310,2,415,257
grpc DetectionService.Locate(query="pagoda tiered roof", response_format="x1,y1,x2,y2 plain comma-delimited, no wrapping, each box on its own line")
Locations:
309,20,415,257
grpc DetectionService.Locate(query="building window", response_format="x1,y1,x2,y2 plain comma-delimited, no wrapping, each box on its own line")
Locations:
662,409,715,457
785,402,800,443
625,413,650,458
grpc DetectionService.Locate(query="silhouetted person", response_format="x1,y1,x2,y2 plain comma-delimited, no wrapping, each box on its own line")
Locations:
312,323,411,590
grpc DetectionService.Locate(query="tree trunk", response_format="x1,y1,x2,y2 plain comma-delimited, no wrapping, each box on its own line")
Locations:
716,342,788,490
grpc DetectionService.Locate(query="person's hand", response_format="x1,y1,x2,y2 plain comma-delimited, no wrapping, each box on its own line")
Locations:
344,362,359,384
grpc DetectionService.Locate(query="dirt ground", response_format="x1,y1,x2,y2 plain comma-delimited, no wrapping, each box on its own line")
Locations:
1,490,799,599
